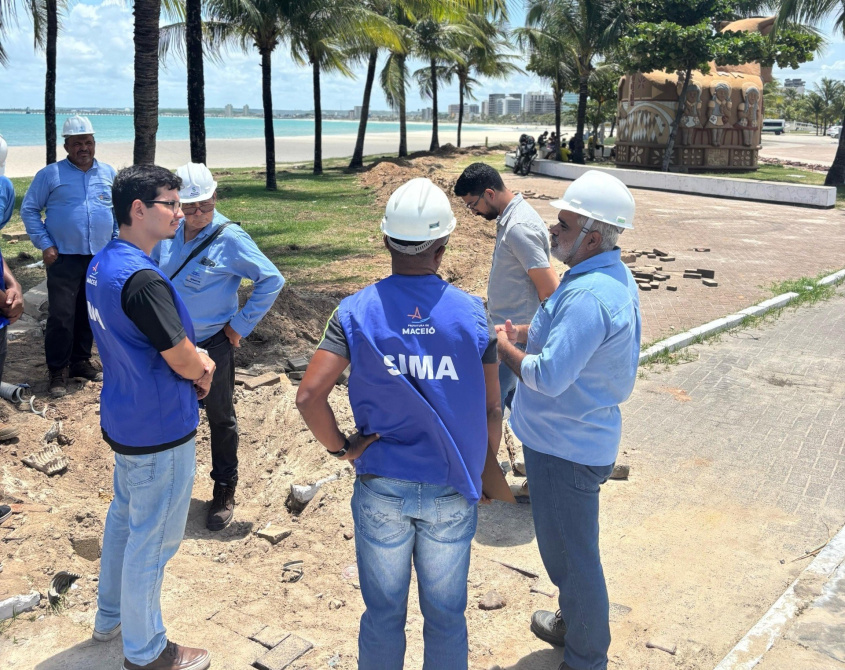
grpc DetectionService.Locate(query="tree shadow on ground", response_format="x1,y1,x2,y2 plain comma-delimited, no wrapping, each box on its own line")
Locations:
499,648,565,670
33,635,123,670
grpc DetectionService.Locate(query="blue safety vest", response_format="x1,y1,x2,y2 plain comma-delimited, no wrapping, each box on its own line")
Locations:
85,239,199,451
0,249,8,330
338,274,490,503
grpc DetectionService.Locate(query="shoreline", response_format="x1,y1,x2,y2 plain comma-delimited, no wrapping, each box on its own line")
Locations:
5,126,562,178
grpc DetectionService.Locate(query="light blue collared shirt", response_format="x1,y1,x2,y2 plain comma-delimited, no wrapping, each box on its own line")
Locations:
20,158,118,254
152,211,285,343
0,176,14,230
509,248,641,466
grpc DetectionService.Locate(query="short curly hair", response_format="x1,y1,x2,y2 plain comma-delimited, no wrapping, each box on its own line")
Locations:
453,162,505,197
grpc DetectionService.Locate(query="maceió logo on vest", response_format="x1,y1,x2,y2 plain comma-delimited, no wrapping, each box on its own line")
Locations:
382,304,459,381
403,305,435,335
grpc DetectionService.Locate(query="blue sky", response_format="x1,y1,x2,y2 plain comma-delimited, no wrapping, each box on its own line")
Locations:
0,0,842,112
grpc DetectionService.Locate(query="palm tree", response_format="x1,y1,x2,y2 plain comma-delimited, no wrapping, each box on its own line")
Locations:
134,0,163,164
803,91,826,134
778,0,845,183
814,77,843,135
525,0,623,164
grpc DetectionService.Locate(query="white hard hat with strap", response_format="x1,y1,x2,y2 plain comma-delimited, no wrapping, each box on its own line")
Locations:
381,178,456,255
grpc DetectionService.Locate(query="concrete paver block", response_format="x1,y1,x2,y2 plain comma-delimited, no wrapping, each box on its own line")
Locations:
256,524,292,545
703,279,719,287
210,608,267,639
254,633,314,670
252,627,290,649
242,373,281,391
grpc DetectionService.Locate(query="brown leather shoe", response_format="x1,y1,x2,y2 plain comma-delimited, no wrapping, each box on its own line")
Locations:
123,640,210,670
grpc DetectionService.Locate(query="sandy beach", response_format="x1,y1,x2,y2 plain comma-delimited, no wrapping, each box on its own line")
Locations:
5,126,560,178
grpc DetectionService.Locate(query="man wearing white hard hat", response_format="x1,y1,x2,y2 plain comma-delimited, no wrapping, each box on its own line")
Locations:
152,162,284,531
297,178,504,670
497,170,641,670
21,115,117,398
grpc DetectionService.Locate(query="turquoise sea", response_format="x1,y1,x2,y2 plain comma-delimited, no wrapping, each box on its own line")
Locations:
0,112,481,146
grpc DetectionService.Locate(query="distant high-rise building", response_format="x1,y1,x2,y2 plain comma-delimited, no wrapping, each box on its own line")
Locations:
525,91,556,115
488,93,506,117
503,96,522,116
421,107,433,121
224,104,234,117
353,106,364,119
447,103,481,118
784,78,806,95
243,104,250,116
481,101,488,116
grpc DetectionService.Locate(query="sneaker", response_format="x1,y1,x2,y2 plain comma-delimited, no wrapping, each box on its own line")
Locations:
123,640,210,670
531,609,567,647
0,504,11,525
49,367,68,398
92,621,121,642
0,424,19,442
206,483,235,531
69,359,103,382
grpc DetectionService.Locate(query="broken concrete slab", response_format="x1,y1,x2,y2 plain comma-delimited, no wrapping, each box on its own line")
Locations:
256,524,292,545
646,637,677,655
70,535,101,561
0,590,40,621
252,627,290,650
242,373,281,391
234,374,255,387
254,633,314,670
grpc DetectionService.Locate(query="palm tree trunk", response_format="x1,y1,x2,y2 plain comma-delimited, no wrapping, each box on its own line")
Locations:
825,112,845,185
133,0,161,164
429,57,439,152
313,58,322,176
662,68,691,172
457,84,464,148
573,71,588,164
398,54,407,158
260,49,276,190
349,50,377,169
554,82,562,161
186,0,206,164
609,117,616,137
44,0,57,165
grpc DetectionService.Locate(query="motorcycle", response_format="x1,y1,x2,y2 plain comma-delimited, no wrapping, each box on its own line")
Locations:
513,134,537,176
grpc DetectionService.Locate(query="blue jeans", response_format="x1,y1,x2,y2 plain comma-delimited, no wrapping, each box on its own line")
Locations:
352,476,478,670
523,446,614,670
95,439,196,665
499,342,526,410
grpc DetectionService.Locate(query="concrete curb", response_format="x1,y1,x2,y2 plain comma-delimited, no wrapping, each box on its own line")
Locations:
639,269,845,366
713,521,845,669
504,154,837,208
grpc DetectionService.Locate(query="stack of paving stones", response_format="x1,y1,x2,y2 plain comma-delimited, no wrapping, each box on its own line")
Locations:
623,248,717,291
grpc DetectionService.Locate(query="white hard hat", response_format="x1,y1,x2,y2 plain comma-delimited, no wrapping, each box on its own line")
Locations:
176,162,218,203
549,170,635,230
61,115,95,137
381,178,456,247
0,135,7,177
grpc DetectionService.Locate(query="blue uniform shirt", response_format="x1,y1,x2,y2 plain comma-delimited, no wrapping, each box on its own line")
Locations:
20,158,118,253
0,176,14,230
510,248,641,467
152,211,285,342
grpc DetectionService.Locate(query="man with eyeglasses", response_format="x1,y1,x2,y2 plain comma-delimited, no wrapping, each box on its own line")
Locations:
21,115,118,398
87,164,216,670
454,163,559,411
152,162,284,532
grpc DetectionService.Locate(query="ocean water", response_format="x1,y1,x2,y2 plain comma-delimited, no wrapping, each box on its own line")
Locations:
0,112,484,146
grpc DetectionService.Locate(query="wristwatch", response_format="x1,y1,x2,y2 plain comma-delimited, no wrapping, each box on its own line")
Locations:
327,437,351,458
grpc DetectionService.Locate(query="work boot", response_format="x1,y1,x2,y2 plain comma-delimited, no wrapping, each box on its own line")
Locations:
92,621,121,642
123,640,210,670
0,504,12,525
49,367,68,398
69,359,103,382
0,424,19,442
531,609,567,647
206,483,235,531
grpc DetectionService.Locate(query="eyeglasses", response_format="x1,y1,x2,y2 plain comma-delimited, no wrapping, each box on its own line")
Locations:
181,201,216,215
465,194,484,211
145,200,182,214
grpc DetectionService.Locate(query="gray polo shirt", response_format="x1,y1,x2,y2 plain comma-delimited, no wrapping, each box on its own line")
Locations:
487,193,552,326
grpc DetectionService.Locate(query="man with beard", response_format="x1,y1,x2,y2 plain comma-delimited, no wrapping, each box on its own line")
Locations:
496,171,641,670
454,163,558,409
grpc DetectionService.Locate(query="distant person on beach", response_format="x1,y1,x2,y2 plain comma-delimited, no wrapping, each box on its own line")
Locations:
21,115,117,398
152,162,284,532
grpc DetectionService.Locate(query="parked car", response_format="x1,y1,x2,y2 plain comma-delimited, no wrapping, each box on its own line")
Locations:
828,126,841,139
762,119,786,135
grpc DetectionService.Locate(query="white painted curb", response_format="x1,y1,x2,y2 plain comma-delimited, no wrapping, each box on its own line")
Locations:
639,269,845,366
504,154,837,208
713,521,845,670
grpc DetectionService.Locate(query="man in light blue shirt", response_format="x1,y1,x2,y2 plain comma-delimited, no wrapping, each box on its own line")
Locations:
496,171,640,670
0,135,13,230
153,163,284,532
20,116,117,397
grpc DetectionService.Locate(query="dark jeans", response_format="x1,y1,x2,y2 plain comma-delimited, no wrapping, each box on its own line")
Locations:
199,329,238,487
46,253,94,370
523,446,614,670
0,325,7,385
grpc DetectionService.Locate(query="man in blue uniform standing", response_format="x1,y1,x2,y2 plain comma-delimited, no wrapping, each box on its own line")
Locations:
296,178,502,670
153,162,284,531
87,164,215,670
496,171,641,670
21,115,118,398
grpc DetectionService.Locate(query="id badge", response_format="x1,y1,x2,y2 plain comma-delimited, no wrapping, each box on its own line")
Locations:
185,268,203,288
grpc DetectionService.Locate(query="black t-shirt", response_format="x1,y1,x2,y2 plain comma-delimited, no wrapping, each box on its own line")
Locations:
318,308,499,364
120,270,186,351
